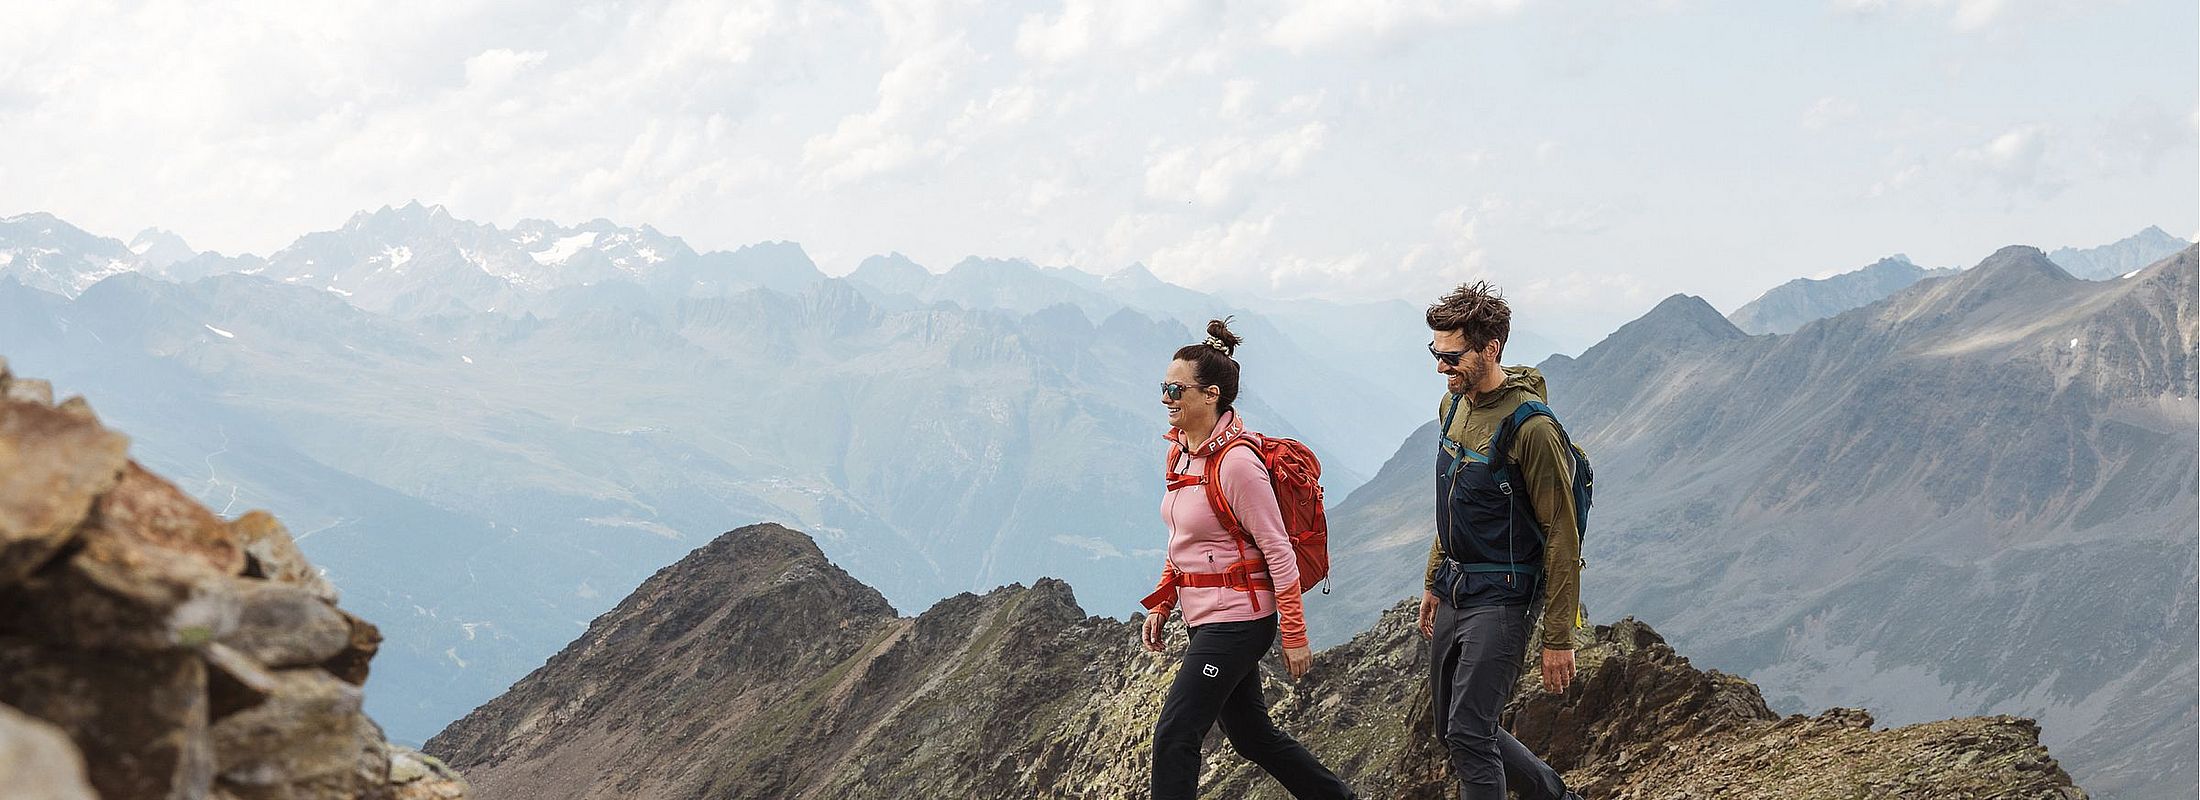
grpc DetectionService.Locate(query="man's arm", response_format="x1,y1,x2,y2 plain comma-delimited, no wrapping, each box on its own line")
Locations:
1424,538,1444,590
1511,416,1581,651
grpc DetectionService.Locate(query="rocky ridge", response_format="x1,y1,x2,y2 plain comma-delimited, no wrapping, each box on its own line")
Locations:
430,524,2086,799
0,358,467,799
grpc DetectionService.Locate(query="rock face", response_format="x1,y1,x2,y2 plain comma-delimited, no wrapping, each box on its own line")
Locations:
0,358,469,800
430,524,2087,799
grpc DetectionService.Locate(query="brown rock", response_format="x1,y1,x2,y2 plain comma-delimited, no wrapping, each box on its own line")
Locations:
230,512,338,601
323,610,384,686
221,582,352,669
3,527,241,651
0,639,215,800
93,461,247,576
0,394,130,585
211,667,384,800
0,702,99,800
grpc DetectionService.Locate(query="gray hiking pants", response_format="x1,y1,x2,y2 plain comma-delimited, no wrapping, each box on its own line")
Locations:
1430,602,1579,800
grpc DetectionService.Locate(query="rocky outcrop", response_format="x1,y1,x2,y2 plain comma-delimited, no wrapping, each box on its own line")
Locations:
0,357,468,800
431,524,2088,799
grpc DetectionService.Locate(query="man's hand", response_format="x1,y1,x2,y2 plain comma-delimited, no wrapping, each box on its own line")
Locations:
1540,647,1576,694
1142,610,1169,652
1418,591,1439,639
1282,645,1312,681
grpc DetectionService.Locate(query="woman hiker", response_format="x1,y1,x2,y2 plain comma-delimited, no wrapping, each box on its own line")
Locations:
1139,318,1357,800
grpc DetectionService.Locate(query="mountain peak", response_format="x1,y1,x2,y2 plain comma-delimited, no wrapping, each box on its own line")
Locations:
1968,245,2075,283
1641,293,1744,337
2047,226,2194,279
127,228,196,271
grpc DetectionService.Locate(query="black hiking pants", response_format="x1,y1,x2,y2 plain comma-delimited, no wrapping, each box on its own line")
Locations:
1151,613,1356,800
1430,602,1579,800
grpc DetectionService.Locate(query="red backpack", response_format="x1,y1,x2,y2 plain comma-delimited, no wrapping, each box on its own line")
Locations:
1142,429,1331,612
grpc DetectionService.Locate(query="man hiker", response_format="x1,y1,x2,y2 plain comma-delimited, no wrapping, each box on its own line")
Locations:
1416,281,1585,800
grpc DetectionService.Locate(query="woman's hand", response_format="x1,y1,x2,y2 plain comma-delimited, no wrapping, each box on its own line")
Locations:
1142,610,1169,652
1282,645,1312,680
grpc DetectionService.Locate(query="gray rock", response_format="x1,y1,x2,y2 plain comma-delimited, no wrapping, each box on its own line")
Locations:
221,582,352,669
0,703,98,800
388,744,470,800
211,668,382,800
0,641,215,800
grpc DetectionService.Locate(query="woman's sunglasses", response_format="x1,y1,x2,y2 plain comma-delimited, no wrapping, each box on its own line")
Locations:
1160,382,1206,401
1428,342,1469,366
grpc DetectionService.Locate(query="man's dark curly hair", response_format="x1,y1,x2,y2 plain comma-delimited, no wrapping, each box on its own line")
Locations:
1426,281,1511,358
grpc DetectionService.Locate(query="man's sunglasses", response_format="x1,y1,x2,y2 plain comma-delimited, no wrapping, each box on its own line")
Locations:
1160,382,1207,401
1428,342,1469,366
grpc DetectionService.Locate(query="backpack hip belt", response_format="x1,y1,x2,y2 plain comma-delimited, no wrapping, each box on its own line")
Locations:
1140,559,1273,613
1447,559,1542,576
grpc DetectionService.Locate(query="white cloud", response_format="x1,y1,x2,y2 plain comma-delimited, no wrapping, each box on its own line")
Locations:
1219,80,1259,119
1802,96,1860,131
1137,214,1280,290
1869,163,1923,197
1832,0,2020,31
1014,0,1203,63
464,49,547,91
1954,123,2060,196
1264,0,1527,53
1142,122,1329,209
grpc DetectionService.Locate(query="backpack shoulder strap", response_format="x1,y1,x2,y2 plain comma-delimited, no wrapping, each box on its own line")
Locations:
1488,400,1558,474
1439,393,1465,443
1201,434,1262,544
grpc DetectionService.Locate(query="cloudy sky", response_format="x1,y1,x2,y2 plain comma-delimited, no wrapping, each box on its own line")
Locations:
2,0,2192,343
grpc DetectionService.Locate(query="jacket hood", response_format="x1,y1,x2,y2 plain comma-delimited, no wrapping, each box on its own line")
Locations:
1465,365,1548,408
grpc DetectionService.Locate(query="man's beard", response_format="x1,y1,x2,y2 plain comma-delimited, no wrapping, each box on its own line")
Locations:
1449,357,1488,394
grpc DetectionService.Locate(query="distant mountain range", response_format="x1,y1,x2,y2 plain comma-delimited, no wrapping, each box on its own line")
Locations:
2049,225,2191,280
1728,255,1959,335
0,203,1512,744
1726,226,2192,336
426,524,2089,800
1315,243,2197,799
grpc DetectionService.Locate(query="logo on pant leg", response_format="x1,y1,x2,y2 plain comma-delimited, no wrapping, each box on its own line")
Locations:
1202,663,1220,678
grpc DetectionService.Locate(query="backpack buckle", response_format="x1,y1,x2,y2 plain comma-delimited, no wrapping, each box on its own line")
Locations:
1221,559,1266,591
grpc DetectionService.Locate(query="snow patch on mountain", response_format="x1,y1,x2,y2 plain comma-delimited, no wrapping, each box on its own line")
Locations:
531,232,599,265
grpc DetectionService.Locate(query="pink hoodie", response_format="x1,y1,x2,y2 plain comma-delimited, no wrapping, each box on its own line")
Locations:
1152,411,1309,650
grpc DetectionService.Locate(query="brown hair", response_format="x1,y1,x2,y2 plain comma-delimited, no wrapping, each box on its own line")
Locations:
1426,281,1511,358
1172,318,1243,413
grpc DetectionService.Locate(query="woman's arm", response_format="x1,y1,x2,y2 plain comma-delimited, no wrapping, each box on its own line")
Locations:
1216,444,1308,651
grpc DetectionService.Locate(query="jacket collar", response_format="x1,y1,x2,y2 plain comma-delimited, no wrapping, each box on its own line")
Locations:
1164,410,1245,456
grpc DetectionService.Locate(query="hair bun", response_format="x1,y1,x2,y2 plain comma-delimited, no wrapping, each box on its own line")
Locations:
1204,318,1242,356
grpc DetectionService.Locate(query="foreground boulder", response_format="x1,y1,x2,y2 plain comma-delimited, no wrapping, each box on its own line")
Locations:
0,358,469,800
